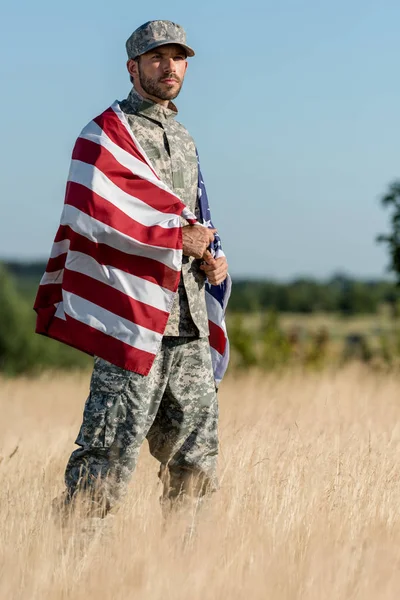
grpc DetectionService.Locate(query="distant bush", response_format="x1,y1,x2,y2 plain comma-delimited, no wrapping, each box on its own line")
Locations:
228,311,332,372
229,315,259,369
228,309,400,373
0,265,90,375
260,312,292,370
0,264,37,373
228,275,398,315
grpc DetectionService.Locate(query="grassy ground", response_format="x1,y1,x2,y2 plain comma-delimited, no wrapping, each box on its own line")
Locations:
2,367,400,599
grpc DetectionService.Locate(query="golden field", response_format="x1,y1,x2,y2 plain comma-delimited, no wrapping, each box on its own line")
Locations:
2,367,400,599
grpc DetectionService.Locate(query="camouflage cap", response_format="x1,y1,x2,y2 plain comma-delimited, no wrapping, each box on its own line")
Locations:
126,20,195,60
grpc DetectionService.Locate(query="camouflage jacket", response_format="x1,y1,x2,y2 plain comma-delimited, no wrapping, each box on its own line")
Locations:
119,88,209,337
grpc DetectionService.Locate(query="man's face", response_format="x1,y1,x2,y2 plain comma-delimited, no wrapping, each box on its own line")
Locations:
129,44,188,102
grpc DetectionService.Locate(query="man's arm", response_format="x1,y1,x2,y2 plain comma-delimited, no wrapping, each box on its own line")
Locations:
199,251,228,286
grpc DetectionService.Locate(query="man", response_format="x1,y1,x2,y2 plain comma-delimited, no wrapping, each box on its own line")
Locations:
58,20,229,517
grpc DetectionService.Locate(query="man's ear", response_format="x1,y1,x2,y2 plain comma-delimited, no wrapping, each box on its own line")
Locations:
127,59,138,80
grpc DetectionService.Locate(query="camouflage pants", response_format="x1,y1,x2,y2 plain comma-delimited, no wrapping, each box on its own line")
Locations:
64,337,218,515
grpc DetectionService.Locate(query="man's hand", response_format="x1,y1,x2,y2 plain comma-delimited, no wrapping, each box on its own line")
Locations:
200,252,228,286
182,225,216,259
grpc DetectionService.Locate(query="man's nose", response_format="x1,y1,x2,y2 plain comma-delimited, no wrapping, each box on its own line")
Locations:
162,58,176,73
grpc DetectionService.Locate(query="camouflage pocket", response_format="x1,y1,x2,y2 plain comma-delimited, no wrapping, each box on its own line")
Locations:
75,395,127,449
75,360,129,449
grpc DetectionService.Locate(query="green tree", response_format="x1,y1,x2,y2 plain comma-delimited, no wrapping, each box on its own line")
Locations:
377,180,400,282
0,264,91,374
0,264,37,373
260,311,292,369
229,315,258,369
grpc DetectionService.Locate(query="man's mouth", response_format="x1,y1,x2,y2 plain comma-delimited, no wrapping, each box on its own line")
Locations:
160,78,179,84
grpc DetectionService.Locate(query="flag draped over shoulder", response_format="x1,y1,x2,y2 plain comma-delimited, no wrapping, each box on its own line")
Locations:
34,101,230,381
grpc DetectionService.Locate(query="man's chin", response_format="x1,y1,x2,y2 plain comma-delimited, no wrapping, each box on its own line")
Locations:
157,88,181,101
166,91,180,100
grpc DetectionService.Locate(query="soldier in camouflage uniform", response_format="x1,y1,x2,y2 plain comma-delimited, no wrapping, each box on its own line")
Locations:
62,20,229,519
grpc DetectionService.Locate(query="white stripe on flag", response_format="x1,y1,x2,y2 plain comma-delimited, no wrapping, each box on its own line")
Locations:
40,269,64,285
206,275,232,315
68,160,181,229
210,345,223,362
50,239,70,258
206,294,226,329
79,119,178,200
55,302,66,320
65,251,174,312
60,204,182,271
210,346,230,386
62,291,162,354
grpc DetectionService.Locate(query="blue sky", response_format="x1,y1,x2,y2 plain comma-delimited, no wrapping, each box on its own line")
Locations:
1,0,399,279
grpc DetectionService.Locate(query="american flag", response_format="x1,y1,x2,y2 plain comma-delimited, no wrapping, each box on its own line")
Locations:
34,101,230,382
197,159,231,384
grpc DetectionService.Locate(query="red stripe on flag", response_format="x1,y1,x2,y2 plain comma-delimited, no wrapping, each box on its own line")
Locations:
62,268,169,334
35,303,57,334
65,180,181,250
34,283,62,312
46,253,67,273
37,314,156,375
94,108,149,165
72,137,185,216
208,320,227,356
54,226,180,291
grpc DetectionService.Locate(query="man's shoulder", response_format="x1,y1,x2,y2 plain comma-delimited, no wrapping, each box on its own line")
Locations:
119,98,139,116
173,118,189,133
170,119,195,144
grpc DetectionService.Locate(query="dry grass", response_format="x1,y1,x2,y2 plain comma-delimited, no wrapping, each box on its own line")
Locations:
2,367,400,599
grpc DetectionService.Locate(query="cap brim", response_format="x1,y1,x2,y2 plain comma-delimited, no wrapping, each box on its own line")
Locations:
136,40,195,58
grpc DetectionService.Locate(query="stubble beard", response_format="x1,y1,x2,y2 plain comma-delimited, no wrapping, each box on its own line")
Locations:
138,64,183,101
